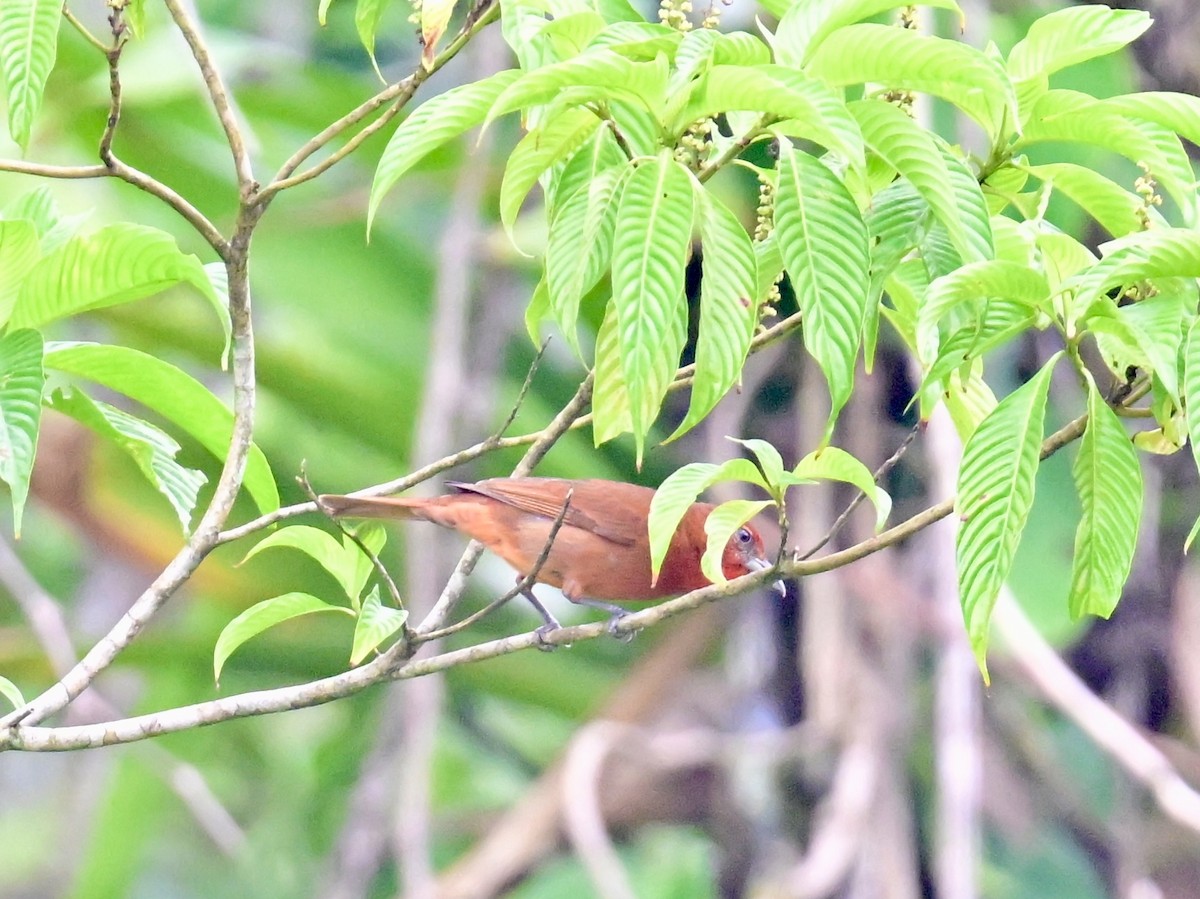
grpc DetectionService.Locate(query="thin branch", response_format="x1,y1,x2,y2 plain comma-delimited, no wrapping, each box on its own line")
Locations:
495,337,550,438
98,5,129,164
256,0,501,201
416,487,574,643
62,6,108,53
0,160,108,178
90,1,230,252
797,422,921,561
162,0,254,190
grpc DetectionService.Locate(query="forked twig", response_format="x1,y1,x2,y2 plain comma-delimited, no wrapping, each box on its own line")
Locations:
416,488,574,643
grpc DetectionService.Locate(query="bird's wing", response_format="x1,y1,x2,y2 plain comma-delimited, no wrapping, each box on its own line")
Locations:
447,479,638,546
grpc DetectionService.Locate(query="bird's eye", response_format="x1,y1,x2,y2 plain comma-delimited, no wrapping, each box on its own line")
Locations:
735,527,753,545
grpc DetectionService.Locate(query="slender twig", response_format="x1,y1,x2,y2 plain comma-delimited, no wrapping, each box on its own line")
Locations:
163,0,254,190
256,0,501,202
0,160,108,178
416,488,574,643
62,6,108,52
495,338,550,439
98,6,129,163
797,423,921,561
90,0,229,252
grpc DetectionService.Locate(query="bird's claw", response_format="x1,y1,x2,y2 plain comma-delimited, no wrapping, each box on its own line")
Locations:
606,611,637,643
534,623,561,652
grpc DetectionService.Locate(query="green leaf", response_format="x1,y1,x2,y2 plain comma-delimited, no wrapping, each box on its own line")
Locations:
1101,92,1200,155
369,70,522,231
806,24,1014,141
542,11,606,59
955,352,1061,678
3,187,86,253
674,65,863,168
500,108,601,246
610,155,693,464
349,585,409,665
648,458,769,580
774,0,964,68
786,446,892,531
1025,163,1153,239
1017,91,1198,225
546,163,629,354
1007,6,1150,84
486,51,667,127
917,260,1050,363
0,673,24,710
345,521,387,603
1068,374,1141,619
10,224,230,346
524,274,552,345
775,142,870,443
1065,230,1200,324
241,525,363,603
586,21,682,59
214,592,351,683
43,343,279,515
700,499,774,584
0,220,40,325
942,363,997,441
850,99,978,264
936,139,994,263
548,124,626,215
0,329,42,536
50,388,207,534
0,0,60,149
918,298,1038,398
730,437,786,490
355,0,391,77
590,301,632,446
666,189,758,442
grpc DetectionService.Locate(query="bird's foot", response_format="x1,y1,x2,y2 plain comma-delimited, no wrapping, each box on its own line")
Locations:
533,623,561,652
606,610,637,643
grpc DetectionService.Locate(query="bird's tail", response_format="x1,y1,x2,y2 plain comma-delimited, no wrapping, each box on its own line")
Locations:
318,494,434,521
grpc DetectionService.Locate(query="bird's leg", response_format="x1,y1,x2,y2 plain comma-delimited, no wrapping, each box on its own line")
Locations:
567,596,636,642
519,585,562,652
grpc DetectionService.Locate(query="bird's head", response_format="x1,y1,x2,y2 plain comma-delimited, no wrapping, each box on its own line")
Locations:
721,524,785,595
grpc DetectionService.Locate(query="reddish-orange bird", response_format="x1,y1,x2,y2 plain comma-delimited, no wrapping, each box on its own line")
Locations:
319,477,776,638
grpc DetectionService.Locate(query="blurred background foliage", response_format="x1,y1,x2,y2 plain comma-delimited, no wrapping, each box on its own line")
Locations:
3,1,1200,897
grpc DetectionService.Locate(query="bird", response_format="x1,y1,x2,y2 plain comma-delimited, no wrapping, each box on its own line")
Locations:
319,477,777,641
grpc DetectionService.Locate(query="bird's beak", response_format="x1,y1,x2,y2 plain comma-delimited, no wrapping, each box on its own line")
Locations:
746,556,786,596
